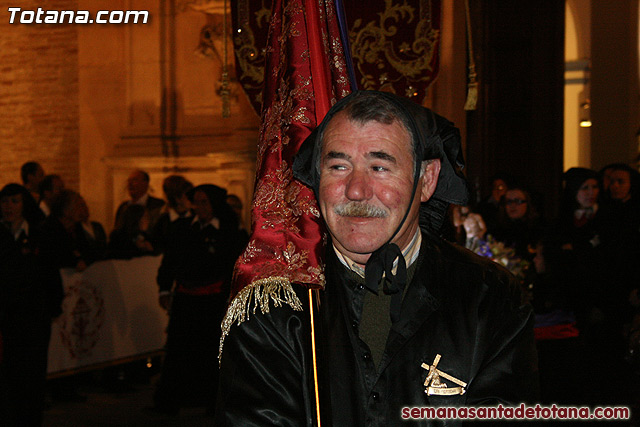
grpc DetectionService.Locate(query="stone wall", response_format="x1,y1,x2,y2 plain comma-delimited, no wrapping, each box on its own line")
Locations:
0,0,80,190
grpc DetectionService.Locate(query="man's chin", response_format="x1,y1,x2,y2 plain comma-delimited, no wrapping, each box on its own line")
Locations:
335,237,387,260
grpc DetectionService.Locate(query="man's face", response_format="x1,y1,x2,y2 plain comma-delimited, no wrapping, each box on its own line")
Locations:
1,194,23,224
127,171,149,200
43,177,65,204
175,193,191,214
318,112,439,266
193,190,214,222
31,166,45,187
609,170,631,202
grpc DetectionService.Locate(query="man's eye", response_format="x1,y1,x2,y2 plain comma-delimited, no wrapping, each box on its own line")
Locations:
328,164,347,171
372,166,388,172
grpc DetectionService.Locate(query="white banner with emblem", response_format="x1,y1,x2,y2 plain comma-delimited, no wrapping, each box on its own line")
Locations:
47,255,168,376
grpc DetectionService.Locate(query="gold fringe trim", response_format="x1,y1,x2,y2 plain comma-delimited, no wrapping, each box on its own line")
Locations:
219,276,304,363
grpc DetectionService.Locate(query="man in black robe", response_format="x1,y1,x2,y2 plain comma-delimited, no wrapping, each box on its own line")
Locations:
216,91,538,426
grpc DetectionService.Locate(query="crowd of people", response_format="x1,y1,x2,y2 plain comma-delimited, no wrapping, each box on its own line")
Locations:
0,162,247,424
444,164,640,406
2,153,639,424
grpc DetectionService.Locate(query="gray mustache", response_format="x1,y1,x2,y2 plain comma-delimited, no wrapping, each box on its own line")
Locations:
334,202,388,218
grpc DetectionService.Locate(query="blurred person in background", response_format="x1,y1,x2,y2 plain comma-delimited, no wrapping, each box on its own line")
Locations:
38,174,65,218
20,161,45,203
491,184,544,260
75,196,107,265
0,183,54,426
114,169,165,231
151,184,245,415
151,175,193,253
107,204,155,260
475,172,512,232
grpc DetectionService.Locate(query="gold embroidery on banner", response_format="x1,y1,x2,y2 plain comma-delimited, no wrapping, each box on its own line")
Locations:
237,236,324,284
234,0,270,106
253,161,319,233
239,239,262,264
219,276,304,362
349,0,439,95
258,73,313,166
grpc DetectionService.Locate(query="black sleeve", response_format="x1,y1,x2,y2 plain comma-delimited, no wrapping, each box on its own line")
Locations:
465,272,539,405
156,220,185,293
215,290,316,427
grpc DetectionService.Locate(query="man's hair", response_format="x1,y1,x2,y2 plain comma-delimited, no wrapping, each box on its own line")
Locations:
162,175,193,208
316,92,415,176
133,169,150,183
39,174,62,197
20,161,41,184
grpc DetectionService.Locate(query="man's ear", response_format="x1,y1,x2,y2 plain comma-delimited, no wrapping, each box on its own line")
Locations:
420,159,441,202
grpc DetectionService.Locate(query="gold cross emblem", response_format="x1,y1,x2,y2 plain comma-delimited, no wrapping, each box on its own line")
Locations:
421,354,467,396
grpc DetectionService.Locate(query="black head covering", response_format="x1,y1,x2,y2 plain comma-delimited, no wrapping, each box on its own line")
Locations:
563,167,599,199
560,167,599,220
292,90,468,323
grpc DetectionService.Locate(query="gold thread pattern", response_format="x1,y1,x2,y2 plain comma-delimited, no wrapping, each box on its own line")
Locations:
219,276,304,362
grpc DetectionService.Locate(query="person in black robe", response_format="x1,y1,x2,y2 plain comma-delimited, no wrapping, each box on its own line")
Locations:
151,184,246,415
0,184,53,426
215,90,537,426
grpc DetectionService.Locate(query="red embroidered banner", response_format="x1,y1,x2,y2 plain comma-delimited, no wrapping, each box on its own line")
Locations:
230,0,351,297
232,0,442,113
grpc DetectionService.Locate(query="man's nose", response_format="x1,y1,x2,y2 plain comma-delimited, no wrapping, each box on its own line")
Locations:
345,169,373,201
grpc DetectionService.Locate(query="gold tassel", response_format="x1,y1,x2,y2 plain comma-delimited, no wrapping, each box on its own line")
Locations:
219,276,303,362
463,0,477,111
464,65,477,111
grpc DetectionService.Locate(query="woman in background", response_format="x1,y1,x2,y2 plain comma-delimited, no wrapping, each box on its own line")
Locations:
490,184,543,260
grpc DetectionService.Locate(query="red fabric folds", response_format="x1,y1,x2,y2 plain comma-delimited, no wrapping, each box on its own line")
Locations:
230,0,351,298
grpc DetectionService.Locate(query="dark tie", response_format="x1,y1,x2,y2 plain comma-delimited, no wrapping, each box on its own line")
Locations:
364,243,407,324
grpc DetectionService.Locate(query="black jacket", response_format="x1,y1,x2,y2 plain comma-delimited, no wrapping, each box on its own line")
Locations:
216,232,538,426
156,217,243,293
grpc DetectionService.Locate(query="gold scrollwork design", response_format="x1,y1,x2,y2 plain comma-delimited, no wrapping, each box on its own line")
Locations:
349,0,439,96
234,1,271,106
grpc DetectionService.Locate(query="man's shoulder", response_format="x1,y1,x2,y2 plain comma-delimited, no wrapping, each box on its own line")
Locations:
220,280,311,355
224,280,310,329
419,231,523,305
147,196,166,209
115,200,128,212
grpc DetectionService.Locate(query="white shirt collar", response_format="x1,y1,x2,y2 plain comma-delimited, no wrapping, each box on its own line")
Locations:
334,229,422,278
169,208,193,222
192,215,220,230
575,203,598,219
132,193,149,206
13,220,29,241
39,200,50,217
